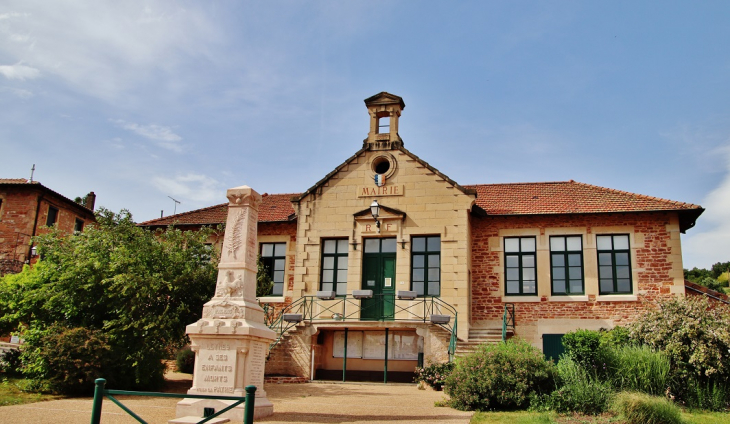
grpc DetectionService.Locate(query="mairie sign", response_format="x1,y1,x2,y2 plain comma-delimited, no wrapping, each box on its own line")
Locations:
356,184,404,197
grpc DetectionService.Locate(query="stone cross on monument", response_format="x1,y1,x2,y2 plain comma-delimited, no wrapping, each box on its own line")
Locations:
172,186,275,423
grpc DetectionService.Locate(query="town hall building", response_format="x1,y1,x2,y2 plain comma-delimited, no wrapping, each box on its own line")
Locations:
140,92,704,382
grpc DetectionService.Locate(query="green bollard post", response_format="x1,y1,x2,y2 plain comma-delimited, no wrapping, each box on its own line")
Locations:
90,378,106,424
244,385,257,424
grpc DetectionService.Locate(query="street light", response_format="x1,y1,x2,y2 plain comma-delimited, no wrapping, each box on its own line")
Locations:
370,199,380,233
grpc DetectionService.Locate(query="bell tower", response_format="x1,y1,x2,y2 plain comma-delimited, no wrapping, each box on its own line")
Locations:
364,92,405,149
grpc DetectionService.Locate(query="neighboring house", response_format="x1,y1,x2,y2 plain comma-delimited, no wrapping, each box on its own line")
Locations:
139,92,705,381
0,178,96,275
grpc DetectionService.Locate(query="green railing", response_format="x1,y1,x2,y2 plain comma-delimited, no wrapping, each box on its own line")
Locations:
265,294,458,361
90,378,257,424
502,302,515,341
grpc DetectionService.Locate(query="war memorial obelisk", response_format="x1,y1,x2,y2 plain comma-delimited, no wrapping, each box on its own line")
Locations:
172,186,275,422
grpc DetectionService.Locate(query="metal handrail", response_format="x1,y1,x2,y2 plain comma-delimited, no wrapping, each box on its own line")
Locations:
265,294,459,361
502,303,515,341
89,378,257,424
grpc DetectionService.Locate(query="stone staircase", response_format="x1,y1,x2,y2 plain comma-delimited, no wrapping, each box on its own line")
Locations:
454,328,513,357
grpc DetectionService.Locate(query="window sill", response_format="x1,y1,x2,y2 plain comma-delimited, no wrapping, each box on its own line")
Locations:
596,294,637,302
549,295,588,302
502,296,541,303
258,296,285,303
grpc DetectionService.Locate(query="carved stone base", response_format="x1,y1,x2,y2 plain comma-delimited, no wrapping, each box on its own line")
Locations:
174,395,273,421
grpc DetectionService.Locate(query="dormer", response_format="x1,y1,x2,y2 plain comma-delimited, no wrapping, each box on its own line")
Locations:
364,92,405,150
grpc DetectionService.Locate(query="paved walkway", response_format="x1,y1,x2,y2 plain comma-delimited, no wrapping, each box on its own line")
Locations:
0,375,473,424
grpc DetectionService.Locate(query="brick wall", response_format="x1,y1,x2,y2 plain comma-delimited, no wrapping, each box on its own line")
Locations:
470,212,684,330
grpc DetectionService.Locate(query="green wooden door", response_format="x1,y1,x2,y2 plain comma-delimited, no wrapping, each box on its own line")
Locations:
361,238,396,321
542,334,565,362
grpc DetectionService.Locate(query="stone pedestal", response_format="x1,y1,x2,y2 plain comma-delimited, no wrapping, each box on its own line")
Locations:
173,186,276,423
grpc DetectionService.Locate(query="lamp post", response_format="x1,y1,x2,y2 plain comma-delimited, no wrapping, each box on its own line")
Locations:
370,199,380,233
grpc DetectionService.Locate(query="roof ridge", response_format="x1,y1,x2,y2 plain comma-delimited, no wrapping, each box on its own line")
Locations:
464,181,572,187
571,181,701,209
138,202,228,225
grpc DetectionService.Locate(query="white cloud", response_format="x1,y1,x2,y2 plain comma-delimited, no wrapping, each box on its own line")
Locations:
0,86,33,98
0,63,40,80
683,143,730,268
0,1,221,102
112,119,182,152
152,173,224,204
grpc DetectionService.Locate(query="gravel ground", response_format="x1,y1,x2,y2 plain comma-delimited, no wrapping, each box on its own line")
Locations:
0,373,472,424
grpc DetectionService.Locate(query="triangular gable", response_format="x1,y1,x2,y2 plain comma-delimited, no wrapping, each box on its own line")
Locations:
292,145,476,204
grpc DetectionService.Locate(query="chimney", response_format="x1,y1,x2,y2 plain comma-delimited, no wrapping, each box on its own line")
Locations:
85,192,96,211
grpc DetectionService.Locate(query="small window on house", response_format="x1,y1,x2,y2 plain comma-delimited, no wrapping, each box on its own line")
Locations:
260,242,286,296
504,236,537,295
412,236,441,296
597,234,632,294
46,206,59,227
550,236,584,295
74,218,84,233
320,239,349,296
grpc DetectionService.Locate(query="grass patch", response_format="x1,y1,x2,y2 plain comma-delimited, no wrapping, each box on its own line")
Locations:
0,378,60,406
471,410,730,424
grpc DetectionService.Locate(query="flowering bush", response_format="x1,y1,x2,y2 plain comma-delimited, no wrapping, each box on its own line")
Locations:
444,338,556,411
414,362,454,390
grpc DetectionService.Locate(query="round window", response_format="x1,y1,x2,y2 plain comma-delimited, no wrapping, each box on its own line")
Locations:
373,157,390,174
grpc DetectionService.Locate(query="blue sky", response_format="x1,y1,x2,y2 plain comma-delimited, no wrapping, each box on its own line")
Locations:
1,1,729,269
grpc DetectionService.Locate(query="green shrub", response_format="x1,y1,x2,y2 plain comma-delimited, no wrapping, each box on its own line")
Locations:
175,346,195,374
606,345,671,396
682,378,730,411
629,297,730,406
414,361,454,391
444,338,556,411
562,329,605,372
20,325,116,395
0,348,22,377
599,326,631,349
531,357,613,415
612,391,685,424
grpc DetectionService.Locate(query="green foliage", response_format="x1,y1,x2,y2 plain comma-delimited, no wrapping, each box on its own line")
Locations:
682,379,730,412
698,277,724,293
444,339,556,411
175,347,195,374
530,358,613,415
562,329,605,372
256,255,274,297
0,208,218,393
605,345,671,396
20,325,117,395
414,361,454,391
0,349,22,377
685,267,713,284
711,262,730,279
629,296,730,408
599,326,631,349
629,297,730,382
612,391,685,424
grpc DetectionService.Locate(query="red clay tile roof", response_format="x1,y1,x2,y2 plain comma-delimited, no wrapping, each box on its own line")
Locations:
0,178,33,184
139,181,703,231
138,193,298,226
464,180,702,215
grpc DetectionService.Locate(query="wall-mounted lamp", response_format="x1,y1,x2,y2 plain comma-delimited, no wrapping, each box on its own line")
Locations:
370,199,380,233
400,239,408,249
350,240,359,250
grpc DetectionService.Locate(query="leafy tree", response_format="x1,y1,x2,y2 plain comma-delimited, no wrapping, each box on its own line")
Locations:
711,261,730,279
684,267,712,284
0,208,218,393
256,255,274,297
